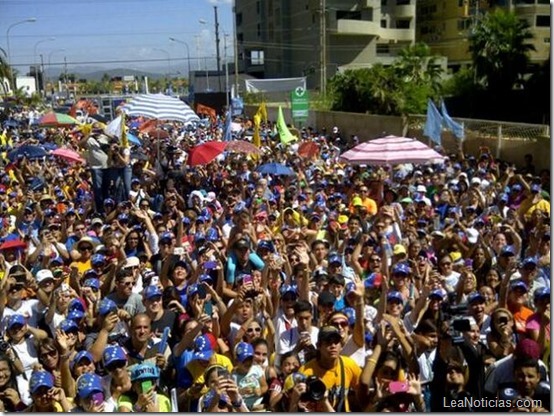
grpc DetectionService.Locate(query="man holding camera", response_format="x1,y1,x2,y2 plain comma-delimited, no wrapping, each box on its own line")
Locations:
299,325,364,411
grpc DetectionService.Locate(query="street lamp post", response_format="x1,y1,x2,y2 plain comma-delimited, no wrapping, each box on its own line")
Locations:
6,17,37,91
33,37,55,94
169,37,191,82
224,33,230,107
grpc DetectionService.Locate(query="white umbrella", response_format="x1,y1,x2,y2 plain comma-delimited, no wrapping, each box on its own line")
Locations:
122,93,199,124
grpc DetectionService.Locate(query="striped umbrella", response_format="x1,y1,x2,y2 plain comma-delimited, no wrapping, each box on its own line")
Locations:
38,112,80,127
122,93,199,124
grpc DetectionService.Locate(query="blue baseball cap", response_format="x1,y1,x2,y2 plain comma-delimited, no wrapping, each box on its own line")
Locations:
329,254,342,265
510,280,528,293
103,345,127,367
103,198,115,206
68,298,86,313
50,256,64,266
83,278,100,290
206,228,218,242
193,334,214,361
501,245,516,257
522,257,538,267
343,307,356,326
534,287,550,300
187,283,206,299
467,291,485,304
71,350,94,371
280,284,298,297
392,262,410,275
83,269,98,279
428,288,446,301
59,319,79,333
98,298,117,316
130,362,160,382
67,309,85,322
7,314,26,329
29,371,54,394
199,274,214,284
531,184,541,193
91,254,106,266
387,291,404,303
345,282,357,295
143,285,163,300
235,342,254,363
257,240,274,252
76,373,103,399
159,231,174,242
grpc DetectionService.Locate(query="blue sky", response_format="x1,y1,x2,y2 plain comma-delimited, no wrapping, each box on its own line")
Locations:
1,0,234,75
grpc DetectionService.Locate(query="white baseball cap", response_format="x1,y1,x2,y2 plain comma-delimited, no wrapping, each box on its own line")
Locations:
36,269,54,284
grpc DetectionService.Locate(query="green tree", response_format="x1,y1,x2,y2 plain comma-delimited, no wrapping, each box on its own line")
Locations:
0,47,12,95
468,9,535,94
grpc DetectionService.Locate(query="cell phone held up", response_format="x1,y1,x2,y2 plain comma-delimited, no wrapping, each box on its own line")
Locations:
141,380,153,394
388,381,409,394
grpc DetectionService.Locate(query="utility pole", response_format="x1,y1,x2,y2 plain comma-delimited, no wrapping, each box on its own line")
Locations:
214,6,222,92
233,2,239,98
224,33,230,107
39,54,44,96
319,0,327,98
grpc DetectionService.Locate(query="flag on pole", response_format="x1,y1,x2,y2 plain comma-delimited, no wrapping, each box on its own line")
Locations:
105,115,125,141
120,112,128,147
256,102,268,124
196,103,217,123
440,100,464,141
276,106,298,145
223,107,233,142
423,99,443,146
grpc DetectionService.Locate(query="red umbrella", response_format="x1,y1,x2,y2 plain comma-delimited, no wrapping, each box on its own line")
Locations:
226,140,261,154
187,142,227,166
52,148,85,164
0,239,26,251
38,112,80,127
298,141,320,158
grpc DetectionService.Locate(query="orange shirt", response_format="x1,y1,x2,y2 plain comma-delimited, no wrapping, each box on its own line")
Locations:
511,305,534,335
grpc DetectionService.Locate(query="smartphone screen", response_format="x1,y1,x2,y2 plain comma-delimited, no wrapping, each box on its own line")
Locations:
204,301,213,316
141,380,153,394
242,274,253,286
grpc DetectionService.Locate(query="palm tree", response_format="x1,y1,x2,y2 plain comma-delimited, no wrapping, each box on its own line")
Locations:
0,47,11,95
469,9,535,94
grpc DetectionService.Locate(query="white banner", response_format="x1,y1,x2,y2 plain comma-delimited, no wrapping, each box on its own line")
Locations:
245,77,307,93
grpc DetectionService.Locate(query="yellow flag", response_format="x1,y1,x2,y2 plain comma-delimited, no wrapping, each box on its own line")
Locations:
120,112,128,148
256,102,268,124
277,106,297,145
252,113,261,161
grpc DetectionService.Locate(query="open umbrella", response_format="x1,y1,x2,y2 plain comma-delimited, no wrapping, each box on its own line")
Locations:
187,142,227,166
38,112,80,127
226,140,261,154
127,133,142,146
8,145,47,161
88,113,107,123
298,141,319,159
256,163,295,176
123,93,200,124
51,148,85,163
339,135,445,166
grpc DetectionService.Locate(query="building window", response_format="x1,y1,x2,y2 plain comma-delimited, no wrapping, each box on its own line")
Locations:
257,23,261,37
377,44,390,54
396,19,410,29
237,33,244,42
251,50,265,65
381,0,387,5
381,19,387,28
337,10,362,20
236,13,243,26
537,0,549,3
457,18,471,30
536,15,550,27
396,0,410,4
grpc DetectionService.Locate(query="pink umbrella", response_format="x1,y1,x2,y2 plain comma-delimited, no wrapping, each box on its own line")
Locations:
52,148,85,164
339,135,445,166
226,140,261,154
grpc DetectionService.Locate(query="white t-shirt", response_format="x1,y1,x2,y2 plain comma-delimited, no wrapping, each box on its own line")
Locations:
276,326,319,365
2,300,40,331
341,335,366,368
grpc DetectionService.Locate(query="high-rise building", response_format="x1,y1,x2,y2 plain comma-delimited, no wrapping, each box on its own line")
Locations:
416,0,550,73
234,0,416,90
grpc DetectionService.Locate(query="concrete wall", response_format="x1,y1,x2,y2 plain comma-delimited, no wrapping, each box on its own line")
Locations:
244,105,551,171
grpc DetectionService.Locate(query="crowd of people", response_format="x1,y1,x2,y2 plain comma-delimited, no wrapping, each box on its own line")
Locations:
0,101,550,412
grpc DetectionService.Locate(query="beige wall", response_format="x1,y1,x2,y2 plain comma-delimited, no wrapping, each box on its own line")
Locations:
244,105,550,171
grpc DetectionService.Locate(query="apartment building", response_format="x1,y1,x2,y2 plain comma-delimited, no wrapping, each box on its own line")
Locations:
234,0,416,89
416,0,550,73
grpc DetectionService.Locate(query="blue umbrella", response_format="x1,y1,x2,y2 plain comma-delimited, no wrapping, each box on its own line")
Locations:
127,133,142,146
7,145,47,162
256,163,295,176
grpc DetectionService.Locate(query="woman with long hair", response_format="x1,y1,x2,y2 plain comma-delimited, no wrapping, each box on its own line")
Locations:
486,308,516,360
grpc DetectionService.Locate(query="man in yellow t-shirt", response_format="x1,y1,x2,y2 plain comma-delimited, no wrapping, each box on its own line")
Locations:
299,326,364,412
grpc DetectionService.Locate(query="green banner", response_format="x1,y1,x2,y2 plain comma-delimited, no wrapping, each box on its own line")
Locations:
291,87,309,122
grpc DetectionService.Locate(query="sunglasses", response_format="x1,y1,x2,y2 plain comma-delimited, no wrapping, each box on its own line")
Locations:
440,262,452,266
40,350,58,359
79,246,93,252
331,320,349,328
247,327,262,333
120,281,134,287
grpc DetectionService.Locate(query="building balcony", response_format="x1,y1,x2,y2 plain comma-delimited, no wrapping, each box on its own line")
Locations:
362,0,381,9
335,19,414,42
391,3,416,18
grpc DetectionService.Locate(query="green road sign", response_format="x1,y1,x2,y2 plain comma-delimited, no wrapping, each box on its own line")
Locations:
291,87,309,122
